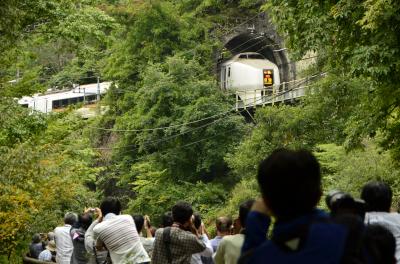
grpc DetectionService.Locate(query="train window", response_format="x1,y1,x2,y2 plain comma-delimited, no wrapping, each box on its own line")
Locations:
21,104,29,108
228,67,231,77
263,69,274,86
239,54,247,59
52,100,61,109
248,54,264,59
88,95,96,101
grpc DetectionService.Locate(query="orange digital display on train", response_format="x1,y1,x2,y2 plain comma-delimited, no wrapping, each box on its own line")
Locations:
263,69,274,86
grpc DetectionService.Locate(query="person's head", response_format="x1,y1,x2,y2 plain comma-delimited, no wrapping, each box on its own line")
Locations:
46,240,57,252
32,233,41,244
239,199,255,228
361,181,392,212
78,213,93,230
172,201,193,226
161,211,173,227
133,214,144,233
47,232,55,241
257,148,321,220
193,212,202,229
100,197,121,216
64,212,78,226
364,224,396,264
216,216,232,235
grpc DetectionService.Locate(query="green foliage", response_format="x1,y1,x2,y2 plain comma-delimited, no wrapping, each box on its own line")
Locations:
0,142,97,257
263,0,400,159
111,56,247,182
0,0,73,53
0,102,99,260
127,159,228,226
0,100,47,147
0,1,116,97
103,2,184,82
226,105,316,180
317,141,400,200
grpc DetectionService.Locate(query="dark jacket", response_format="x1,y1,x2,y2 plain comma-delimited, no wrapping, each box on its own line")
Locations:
29,242,44,259
241,209,349,264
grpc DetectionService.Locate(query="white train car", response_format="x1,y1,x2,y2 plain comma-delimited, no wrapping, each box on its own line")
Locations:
18,82,111,113
220,52,280,107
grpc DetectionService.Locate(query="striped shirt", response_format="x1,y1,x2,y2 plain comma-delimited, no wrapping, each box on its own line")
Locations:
93,213,150,263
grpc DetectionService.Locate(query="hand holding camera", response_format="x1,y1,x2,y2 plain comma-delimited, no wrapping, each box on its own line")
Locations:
144,215,151,230
325,190,365,219
84,207,103,222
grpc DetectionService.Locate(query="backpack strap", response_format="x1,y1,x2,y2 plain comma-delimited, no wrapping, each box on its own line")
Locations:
163,227,172,264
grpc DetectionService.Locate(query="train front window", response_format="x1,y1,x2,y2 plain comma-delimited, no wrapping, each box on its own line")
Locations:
248,54,264,59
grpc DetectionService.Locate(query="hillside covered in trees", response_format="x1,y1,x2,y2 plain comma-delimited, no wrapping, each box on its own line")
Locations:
1,0,399,262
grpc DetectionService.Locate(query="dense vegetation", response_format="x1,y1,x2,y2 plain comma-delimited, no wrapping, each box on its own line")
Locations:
0,0,399,262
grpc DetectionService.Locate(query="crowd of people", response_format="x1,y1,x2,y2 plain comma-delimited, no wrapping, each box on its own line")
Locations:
28,148,400,263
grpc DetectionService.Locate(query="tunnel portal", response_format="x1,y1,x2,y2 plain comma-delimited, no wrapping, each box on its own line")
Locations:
218,13,295,83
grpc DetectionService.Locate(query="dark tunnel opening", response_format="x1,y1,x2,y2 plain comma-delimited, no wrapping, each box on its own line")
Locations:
222,33,292,82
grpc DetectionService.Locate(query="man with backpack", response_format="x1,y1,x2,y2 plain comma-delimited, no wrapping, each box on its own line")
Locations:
152,201,206,264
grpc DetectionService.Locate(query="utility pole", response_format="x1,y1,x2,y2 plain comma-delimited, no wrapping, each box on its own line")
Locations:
97,76,100,102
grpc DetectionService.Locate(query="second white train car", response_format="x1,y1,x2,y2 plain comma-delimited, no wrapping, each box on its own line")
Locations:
220,52,280,107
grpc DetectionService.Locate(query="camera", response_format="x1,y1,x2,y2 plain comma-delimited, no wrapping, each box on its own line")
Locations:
325,190,366,219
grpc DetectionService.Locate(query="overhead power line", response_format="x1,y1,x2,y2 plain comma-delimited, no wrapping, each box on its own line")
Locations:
90,73,324,134
90,76,327,151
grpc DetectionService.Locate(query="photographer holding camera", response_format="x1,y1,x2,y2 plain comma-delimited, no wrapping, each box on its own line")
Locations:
86,197,150,264
240,149,363,264
132,214,155,258
152,201,207,264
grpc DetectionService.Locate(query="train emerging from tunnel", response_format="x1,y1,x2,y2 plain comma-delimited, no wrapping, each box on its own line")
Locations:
219,52,281,107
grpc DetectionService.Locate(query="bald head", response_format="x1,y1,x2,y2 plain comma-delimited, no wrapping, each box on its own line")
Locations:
216,216,232,235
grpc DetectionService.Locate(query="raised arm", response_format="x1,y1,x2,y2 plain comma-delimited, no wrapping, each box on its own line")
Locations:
241,199,272,253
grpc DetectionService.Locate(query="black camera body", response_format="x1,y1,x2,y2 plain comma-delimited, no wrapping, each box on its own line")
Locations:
325,190,366,219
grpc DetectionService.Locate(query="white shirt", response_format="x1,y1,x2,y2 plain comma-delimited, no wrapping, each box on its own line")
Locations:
191,235,213,264
213,234,244,264
365,212,400,263
93,213,150,263
38,249,53,262
54,224,73,264
139,236,155,258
